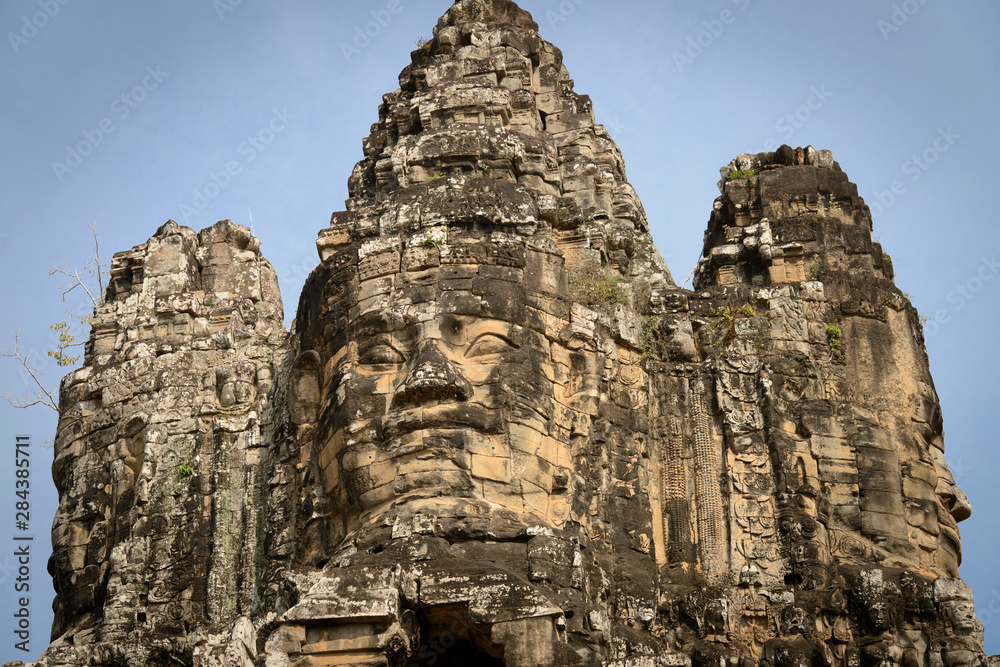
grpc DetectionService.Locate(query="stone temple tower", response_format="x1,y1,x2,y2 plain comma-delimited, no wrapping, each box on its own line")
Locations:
19,1,988,666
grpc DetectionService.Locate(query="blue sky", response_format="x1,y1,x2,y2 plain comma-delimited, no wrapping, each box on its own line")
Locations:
1,0,998,660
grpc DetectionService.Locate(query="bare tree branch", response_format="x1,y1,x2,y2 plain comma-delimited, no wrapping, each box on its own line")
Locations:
90,221,106,305
1,331,58,412
4,223,108,413
47,221,108,314
48,266,100,310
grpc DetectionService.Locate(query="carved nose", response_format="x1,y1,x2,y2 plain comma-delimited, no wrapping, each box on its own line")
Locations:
943,485,973,524
393,343,472,407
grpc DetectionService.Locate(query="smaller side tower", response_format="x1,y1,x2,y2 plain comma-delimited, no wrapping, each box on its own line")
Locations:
694,145,892,291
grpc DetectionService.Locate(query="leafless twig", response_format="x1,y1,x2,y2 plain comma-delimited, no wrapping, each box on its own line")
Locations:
48,221,107,314
1,331,58,412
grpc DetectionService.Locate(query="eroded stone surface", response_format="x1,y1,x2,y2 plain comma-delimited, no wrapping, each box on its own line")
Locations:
29,220,285,666
15,1,991,666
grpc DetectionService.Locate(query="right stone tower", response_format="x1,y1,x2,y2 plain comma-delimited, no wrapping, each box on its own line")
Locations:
659,145,984,666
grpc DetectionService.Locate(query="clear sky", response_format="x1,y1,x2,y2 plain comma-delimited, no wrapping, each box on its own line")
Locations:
1,0,998,660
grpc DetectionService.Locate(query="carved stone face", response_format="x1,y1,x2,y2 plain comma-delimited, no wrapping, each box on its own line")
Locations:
943,601,979,635
311,235,601,543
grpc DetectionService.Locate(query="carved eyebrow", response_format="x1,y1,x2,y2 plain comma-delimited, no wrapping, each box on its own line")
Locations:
464,319,513,340
352,313,417,340
468,331,518,346
465,331,519,357
357,333,408,357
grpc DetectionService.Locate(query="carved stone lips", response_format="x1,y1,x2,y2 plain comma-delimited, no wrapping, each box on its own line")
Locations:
374,403,503,443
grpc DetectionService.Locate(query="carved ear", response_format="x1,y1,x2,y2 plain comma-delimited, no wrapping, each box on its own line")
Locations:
289,350,324,426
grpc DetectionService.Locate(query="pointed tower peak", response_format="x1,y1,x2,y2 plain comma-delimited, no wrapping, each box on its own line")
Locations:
320,0,675,289
439,0,538,32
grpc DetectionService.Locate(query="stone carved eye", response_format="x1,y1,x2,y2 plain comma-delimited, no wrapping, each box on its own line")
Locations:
359,343,406,366
465,333,516,359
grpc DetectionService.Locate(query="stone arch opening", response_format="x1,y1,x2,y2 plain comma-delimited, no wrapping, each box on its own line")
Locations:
407,606,505,667
410,638,504,667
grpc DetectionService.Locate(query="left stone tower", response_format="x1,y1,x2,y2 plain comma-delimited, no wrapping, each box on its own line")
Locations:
46,220,285,663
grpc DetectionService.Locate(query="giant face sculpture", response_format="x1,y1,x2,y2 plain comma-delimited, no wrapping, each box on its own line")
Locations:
297,227,608,548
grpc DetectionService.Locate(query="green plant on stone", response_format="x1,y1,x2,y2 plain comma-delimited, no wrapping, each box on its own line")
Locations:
429,171,445,182
826,325,842,350
640,315,667,361
741,304,756,319
712,305,734,328
178,461,194,479
726,169,757,180
252,333,281,365
423,230,447,248
416,37,432,52
569,267,628,307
